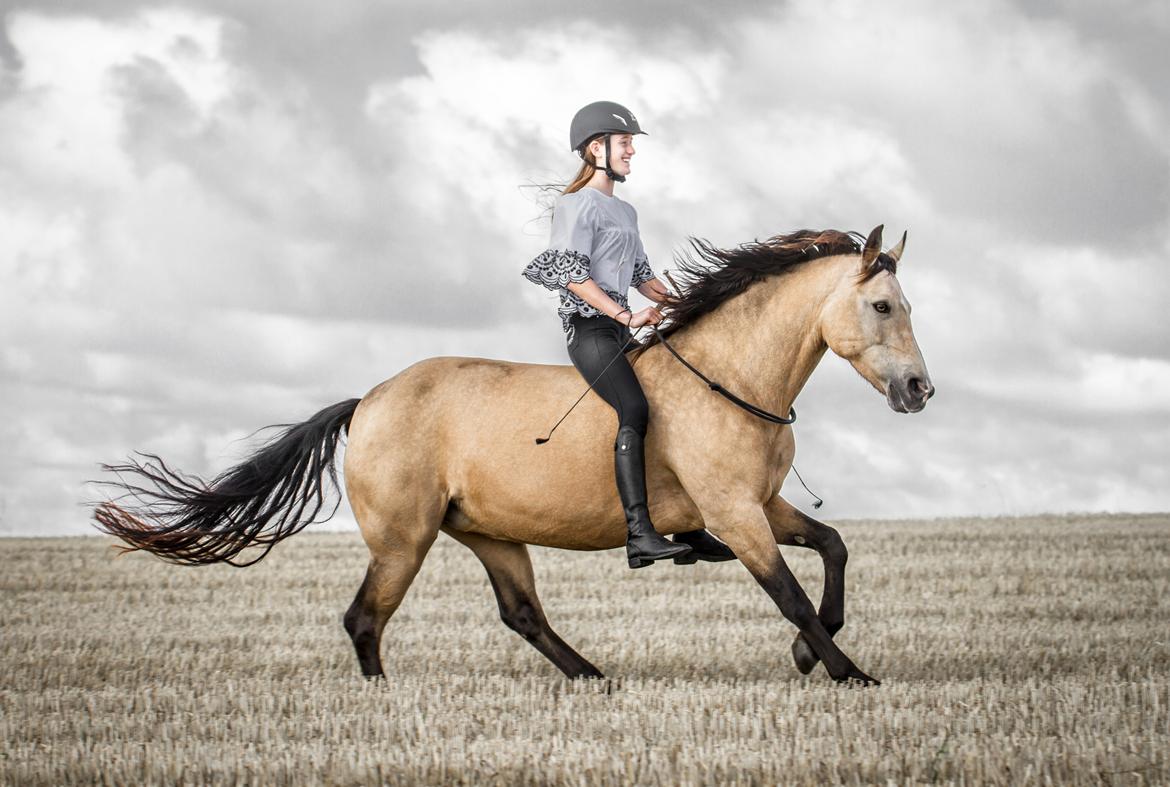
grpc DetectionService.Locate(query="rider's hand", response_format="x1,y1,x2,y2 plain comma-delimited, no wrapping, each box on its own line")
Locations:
626,306,663,329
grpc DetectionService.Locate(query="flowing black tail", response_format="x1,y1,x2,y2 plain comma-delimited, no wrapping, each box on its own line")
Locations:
92,398,361,567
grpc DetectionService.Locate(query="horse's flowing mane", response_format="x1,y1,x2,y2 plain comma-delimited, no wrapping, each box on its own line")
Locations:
629,228,896,358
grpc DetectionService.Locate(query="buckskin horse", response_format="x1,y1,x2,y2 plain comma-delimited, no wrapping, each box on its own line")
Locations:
94,224,933,686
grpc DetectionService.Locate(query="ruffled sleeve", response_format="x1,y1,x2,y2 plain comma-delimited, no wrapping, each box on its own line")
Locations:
521,194,596,291
631,235,656,288
522,249,592,291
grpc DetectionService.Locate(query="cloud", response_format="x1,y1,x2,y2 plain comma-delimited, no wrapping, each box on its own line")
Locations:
723,0,1169,245
0,1,1167,535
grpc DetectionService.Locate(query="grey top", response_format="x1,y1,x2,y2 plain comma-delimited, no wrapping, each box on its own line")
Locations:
521,187,657,344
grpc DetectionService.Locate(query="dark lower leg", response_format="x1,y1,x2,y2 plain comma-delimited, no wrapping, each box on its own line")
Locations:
798,511,847,635
801,516,848,672
792,521,847,672
717,521,876,685
672,528,736,563
447,530,604,679
750,555,875,685
766,502,848,673
343,566,385,678
342,547,431,679
488,574,604,679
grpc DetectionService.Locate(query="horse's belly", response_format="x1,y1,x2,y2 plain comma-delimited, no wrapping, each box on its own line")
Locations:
444,419,702,550
445,435,623,549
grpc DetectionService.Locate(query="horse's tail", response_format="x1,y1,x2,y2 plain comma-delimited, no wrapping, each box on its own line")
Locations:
92,398,362,567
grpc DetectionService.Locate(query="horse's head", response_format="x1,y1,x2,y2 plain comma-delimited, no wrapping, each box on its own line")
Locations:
820,225,934,413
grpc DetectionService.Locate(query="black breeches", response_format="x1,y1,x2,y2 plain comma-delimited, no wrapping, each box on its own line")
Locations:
566,313,649,438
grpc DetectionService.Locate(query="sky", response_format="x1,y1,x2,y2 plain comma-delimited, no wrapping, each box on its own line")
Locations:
1,0,1167,536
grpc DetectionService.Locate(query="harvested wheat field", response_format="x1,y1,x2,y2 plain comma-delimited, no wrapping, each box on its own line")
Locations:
2,511,1168,785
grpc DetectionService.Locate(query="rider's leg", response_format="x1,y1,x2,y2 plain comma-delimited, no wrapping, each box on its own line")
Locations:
615,322,733,564
567,314,691,568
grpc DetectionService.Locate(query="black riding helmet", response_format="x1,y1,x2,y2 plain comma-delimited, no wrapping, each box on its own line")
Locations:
569,100,648,183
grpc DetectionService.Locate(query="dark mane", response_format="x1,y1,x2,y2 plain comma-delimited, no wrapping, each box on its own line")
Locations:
629,228,896,359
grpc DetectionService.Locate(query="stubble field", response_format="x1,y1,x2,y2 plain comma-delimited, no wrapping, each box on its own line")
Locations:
2,511,1168,785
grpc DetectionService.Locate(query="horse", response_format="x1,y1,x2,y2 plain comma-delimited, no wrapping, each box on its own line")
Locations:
94,224,933,686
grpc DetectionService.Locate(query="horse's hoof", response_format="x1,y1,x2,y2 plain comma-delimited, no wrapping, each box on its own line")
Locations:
791,635,818,674
834,669,881,687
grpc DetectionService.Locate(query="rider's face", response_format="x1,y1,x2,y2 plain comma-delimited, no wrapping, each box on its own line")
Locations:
591,134,635,176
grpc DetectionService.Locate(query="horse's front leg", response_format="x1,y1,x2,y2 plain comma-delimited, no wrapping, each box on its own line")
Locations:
706,502,878,685
765,495,847,675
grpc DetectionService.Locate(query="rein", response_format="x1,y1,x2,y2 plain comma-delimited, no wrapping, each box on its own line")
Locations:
534,318,793,447
649,321,818,505
534,315,820,507
649,324,796,425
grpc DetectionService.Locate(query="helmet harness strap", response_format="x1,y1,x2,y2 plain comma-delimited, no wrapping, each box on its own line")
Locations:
581,134,626,183
601,134,625,183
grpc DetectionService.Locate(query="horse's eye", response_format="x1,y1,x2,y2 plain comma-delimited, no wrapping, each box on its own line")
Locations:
873,301,890,314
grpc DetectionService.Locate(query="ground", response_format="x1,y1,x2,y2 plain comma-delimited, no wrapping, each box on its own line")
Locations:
1,512,1167,785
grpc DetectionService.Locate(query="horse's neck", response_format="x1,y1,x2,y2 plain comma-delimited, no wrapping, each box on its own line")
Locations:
670,256,845,416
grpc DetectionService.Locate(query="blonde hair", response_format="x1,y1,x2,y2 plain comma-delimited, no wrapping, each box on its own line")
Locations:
525,138,604,224
563,139,604,194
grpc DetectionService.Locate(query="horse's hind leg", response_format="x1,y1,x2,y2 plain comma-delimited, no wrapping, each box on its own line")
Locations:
765,495,848,675
444,528,604,679
343,529,438,678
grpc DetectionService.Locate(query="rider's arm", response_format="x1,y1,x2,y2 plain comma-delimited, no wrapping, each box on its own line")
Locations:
566,279,631,320
631,236,673,306
636,277,673,305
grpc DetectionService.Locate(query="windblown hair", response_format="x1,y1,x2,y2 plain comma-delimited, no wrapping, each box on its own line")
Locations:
629,229,897,358
524,135,609,223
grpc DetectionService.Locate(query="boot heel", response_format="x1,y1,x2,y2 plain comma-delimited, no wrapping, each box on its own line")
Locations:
628,556,652,569
673,553,699,565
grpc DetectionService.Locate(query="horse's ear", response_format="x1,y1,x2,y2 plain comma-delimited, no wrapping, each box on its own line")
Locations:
887,230,907,264
861,224,884,266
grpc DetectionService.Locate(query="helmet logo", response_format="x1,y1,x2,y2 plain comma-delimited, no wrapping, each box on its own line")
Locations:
611,113,628,126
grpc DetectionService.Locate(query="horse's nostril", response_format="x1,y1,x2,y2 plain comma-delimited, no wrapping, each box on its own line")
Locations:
909,377,932,399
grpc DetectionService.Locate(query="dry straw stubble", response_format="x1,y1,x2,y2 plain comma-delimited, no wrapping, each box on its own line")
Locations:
1,512,1167,784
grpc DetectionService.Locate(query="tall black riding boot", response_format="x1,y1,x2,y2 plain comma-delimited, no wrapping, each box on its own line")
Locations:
615,425,692,569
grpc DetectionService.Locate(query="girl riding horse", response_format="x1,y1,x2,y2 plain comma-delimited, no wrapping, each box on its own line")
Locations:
521,100,735,569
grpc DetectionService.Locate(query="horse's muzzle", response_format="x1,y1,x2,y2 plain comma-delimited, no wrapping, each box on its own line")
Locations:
887,376,934,413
